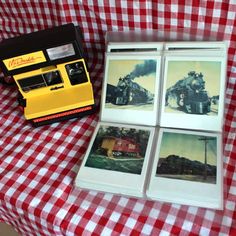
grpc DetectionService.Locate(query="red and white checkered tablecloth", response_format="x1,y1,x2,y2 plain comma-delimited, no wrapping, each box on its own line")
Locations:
0,1,235,235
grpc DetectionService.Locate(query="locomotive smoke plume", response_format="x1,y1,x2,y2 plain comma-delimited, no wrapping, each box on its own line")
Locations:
130,60,156,80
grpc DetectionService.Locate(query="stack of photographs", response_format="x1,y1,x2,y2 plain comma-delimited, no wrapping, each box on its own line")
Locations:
75,41,227,209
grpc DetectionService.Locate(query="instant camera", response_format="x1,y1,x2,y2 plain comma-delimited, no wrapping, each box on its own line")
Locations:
0,23,96,126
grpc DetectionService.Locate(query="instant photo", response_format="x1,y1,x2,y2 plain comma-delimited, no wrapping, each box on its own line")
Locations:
156,132,217,184
75,122,155,197
100,53,161,126
160,55,226,131
147,128,223,209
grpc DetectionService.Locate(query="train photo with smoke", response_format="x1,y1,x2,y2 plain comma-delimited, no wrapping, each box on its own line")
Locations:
165,71,218,114
106,60,156,107
106,73,154,105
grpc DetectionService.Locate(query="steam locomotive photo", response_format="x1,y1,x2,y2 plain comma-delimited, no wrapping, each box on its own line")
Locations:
106,73,154,106
165,71,213,114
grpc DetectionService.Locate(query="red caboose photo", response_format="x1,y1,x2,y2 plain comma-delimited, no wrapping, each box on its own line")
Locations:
101,136,141,158
85,125,150,174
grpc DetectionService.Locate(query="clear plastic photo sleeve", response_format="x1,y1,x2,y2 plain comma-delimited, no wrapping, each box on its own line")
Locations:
146,128,223,209
75,121,156,198
160,51,227,132
100,53,162,126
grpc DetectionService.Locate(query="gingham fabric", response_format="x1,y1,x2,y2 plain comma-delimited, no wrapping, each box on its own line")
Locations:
0,1,235,235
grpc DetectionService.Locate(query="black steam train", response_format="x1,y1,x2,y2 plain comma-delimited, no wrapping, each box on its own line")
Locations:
165,71,211,114
106,74,154,105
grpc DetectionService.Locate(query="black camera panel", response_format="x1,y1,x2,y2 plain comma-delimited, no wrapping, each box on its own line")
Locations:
65,61,88,85
18,75,46,92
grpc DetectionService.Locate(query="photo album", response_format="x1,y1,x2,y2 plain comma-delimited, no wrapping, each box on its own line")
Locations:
75,41,227,209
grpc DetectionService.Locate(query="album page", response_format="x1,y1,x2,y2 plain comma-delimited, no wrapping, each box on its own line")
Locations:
75,122,156,198
146,128,223,209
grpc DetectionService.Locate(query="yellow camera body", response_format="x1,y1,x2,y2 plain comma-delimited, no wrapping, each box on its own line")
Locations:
0,24,96,126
